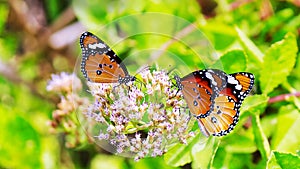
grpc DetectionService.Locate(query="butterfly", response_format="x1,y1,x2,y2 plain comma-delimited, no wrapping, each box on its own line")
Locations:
175,69,254,137
80,31,135,84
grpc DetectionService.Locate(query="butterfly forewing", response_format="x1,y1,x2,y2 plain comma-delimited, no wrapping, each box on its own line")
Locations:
84,53,127,83
221,72,255,102
80,31,130,83
176,69,227,118
180,81,212,117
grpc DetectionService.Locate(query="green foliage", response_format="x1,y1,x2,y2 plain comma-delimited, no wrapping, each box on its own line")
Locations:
211,49,247,73
252,114,270,164
164,133,219,168
1,0,300,169
259,33,298,95
272,105,300,152
0,113,41,169
267,151,300,169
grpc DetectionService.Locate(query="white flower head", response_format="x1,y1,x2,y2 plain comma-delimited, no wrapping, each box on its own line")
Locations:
82,69,194,159
47,72,82,93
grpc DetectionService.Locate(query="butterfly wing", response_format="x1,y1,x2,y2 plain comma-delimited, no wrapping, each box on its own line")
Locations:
179,80,213,118
176,69,227,118
197,72,255,136
80,32,129,83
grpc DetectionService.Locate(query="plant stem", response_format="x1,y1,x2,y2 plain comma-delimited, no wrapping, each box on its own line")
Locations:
268,92,300,104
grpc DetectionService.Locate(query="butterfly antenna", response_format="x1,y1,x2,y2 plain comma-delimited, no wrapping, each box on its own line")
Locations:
136,65,151,75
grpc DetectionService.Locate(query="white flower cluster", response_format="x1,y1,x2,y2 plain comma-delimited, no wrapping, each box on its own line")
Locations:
83,69,195,160
46,72,82,93
46,72,90,147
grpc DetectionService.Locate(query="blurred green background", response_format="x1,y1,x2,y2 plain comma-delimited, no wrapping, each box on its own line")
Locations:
1,0,300,169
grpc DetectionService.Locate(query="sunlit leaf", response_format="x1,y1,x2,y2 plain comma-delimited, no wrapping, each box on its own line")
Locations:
164,136,196,166
91,154,125,169
240,94,269,116
259,33,298,94
211,50,247,73
191,137,220,169
221,134,256,154
130,156,180,169
267,151,300,169
272,105,300,152
164,132,217,168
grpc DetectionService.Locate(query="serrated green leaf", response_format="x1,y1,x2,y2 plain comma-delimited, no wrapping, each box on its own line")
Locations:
272,105,300,152
211,50,247,73
267,151,300,169
259,33,298,94
252,114,271,163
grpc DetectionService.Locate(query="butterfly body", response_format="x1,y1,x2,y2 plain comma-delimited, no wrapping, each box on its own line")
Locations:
175,69,254,137
80,32,135,84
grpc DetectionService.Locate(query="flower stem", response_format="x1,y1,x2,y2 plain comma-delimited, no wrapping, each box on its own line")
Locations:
268,92,300,104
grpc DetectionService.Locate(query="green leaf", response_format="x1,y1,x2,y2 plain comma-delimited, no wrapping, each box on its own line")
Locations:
259,33,298,94
240,94,269,116
213,148,254,168
222,134,256,154
267,151,300,169
164,137,194,166
202,22,236,50
211,50,247,73
191,137,220,169
91,154,125,169
130,156,179,169
272,105,300,152
164,132,218,168
252,114,271,163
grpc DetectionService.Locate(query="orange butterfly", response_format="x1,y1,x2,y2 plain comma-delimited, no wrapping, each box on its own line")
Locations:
80,32,135,84
175,69,254,136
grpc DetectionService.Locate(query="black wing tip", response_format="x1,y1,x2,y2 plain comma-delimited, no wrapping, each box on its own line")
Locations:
81,31,94,37
80,31,97,42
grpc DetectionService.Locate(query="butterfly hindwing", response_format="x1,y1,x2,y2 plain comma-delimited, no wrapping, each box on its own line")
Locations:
80,32,131,83
197,72,255,136
197,94,240,136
